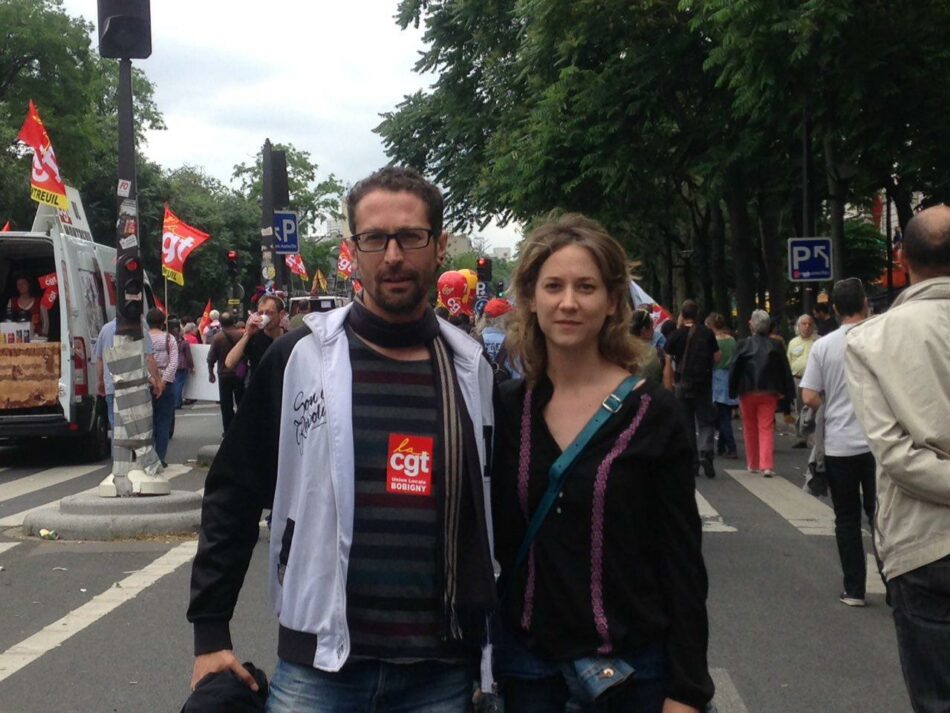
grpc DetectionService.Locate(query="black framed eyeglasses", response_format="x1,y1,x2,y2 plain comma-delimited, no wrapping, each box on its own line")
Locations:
350,228,434,253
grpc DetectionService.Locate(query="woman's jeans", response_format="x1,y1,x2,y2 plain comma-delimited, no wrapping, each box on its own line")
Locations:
174,368,188,408
497,630,670,713
265,658,474,713
151,385,176,462
738,392,779,471
715,403,736,455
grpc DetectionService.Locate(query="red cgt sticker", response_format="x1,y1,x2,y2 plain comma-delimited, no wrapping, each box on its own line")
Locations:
386,434,434,496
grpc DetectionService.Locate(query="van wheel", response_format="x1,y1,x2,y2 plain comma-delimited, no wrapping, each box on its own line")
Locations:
80,404,111,462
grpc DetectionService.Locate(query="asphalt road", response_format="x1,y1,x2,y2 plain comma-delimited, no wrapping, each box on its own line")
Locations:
0,408,913,713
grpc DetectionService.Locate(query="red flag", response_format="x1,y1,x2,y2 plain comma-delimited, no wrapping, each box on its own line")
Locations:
1,221,10,232
162,204,210,286
337,240,354,279
153,293,167,315
17,101,68,211
197,299,213,335
285,253,308,280
38,272,58,310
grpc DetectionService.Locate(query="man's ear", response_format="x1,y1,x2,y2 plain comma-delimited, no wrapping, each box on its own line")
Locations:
436,231,449,265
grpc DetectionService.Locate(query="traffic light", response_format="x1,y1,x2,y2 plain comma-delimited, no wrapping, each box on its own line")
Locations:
118,255,144,322
476,256,492,283
97,0,152,59
227,250,239,278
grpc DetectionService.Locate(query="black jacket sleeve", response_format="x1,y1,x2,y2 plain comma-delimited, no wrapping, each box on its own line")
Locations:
651,390,715,708
186,330,305,655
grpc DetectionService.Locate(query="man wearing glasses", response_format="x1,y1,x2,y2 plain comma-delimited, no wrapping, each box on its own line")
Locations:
800,277,876,608
187,167,497,711
846,205,950,713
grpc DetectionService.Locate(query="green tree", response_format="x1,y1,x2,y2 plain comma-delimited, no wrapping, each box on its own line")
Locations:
231,143,345,235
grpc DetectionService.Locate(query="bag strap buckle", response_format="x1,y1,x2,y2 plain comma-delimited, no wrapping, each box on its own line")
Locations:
602,393,623,414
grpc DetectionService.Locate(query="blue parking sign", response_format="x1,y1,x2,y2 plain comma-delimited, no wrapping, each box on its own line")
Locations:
274,211,299,254
788,237,833,282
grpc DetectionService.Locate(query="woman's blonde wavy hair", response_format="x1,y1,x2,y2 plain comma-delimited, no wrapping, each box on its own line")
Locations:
508,213,642,386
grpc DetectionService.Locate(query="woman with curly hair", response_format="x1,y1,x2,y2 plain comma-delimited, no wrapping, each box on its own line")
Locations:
492,213,713,713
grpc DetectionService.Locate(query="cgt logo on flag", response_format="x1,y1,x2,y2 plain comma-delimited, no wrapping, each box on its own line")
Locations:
161,205,210,286
17,101,68,211
386,434,434,496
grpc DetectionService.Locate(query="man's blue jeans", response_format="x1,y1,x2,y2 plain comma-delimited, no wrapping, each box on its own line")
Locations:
889,554,950,713
151,386,176,463
174,369,188,408
265,658,474,713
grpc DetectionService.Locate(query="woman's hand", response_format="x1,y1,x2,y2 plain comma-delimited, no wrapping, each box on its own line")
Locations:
662,699,700,713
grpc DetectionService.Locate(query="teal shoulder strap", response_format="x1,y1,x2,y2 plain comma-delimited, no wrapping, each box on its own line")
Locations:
511,375,643,573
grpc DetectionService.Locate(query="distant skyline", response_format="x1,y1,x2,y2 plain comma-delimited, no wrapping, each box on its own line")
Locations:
62,0,521,249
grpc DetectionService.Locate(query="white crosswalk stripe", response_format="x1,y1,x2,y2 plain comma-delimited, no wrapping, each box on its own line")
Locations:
0,464,192,527
725,468,835,535
696,491,737,532
0,465,103,505
0,542,20,556
867,554,886,595
710,667,751,713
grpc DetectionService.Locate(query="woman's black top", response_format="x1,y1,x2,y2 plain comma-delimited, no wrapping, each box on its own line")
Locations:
728,334,796,409
492,377,714,709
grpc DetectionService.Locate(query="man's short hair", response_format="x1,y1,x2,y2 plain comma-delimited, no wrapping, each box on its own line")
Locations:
832,277,866,318
903,207,950,273
219,312,234,328
814,302,831,316
346,166,444,237
749,309,771,335
258,294,284,312
680,299,700,321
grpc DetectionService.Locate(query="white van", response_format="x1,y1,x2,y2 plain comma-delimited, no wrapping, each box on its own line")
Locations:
0,187,150,461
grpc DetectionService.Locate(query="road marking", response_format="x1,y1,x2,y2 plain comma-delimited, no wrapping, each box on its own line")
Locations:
0,540,197,683
867,554,886,595
696,491,737,532
0,542,20,556
710,667,750,713
0,465,103,505
725,468,835,535
0,464,192,527
174,412,218,418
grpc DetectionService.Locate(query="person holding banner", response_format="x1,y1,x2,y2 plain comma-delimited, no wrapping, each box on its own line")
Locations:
5,273,48,337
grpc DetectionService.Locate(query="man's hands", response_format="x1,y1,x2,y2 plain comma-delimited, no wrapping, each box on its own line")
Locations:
191,650,258,692
208,371,216,384
245,313,264,336
151,378,165,399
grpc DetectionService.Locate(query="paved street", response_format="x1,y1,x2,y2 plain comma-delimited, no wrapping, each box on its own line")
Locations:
0,407,912,712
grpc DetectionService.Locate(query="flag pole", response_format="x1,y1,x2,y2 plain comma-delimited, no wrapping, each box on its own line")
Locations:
163,276,169,327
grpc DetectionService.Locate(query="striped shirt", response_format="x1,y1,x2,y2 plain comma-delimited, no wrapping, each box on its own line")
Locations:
345,327,460,661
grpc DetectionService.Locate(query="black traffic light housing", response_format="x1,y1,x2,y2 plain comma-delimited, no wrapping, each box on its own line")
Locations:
97,0,152,59
476,256,492,283
227,250,239,278
118,254,144,322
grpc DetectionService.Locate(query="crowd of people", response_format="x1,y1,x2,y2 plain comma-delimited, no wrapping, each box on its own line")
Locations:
178,166,950,713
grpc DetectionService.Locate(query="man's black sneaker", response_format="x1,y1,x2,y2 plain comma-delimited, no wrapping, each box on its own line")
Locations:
701,453,716,479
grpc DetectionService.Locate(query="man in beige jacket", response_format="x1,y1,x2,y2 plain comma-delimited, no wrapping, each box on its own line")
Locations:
846,204,950,713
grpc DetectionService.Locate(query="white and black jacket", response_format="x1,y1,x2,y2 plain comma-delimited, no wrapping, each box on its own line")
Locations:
188,305,497,671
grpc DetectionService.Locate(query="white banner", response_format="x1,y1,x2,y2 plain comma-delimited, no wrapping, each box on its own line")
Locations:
183,344,220,402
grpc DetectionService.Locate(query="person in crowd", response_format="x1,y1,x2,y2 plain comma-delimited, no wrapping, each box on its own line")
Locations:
203,309,222,344
206,312,246,434
188,167,497,711
224,295,284,381
660,319,676,345
476,297,519,381
787,314,818,448
5,273,48,337
706,312,738,459
846,205,950,712
729,309,795,477
448,311,473,334
95,317,161,430
289,299,310,330
146,308,178,468
800,279,875,607
665,299,720,478
492,212,713,713
631,308,673,390
170,318,194,410
813,301,838,337
182,322,200,346
768,318,787,352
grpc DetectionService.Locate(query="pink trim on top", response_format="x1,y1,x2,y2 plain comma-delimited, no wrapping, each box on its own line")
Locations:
591,394,651,654
517,389,537,630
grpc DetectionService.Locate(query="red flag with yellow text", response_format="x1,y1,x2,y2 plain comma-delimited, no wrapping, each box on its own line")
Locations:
162,204,210,286
337,240,354,279
285,253,308,280
17,101,68,210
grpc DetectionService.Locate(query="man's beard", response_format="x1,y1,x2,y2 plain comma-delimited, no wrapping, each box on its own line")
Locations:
365,266,433,317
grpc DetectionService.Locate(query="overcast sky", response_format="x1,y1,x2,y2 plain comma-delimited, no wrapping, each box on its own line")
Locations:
61,0,521,248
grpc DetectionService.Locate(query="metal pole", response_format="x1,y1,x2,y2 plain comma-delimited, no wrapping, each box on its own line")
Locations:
801,103,814,316
115,58,143,340
886,191,894,305
260,139,277,301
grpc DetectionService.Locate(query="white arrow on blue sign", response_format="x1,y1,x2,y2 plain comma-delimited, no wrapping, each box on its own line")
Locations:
273,210,299,255
787,237,833,282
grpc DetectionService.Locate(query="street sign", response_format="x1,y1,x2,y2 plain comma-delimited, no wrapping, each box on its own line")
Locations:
788,237,833,282
474,297,488,315
273,210,299,254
